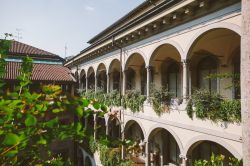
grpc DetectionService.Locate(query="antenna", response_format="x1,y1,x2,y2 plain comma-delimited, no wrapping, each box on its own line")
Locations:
15,28,23,41
64,43,68,58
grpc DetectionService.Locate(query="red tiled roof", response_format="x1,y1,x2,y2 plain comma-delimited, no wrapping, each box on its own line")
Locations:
8,40,63,60
4,62,75,82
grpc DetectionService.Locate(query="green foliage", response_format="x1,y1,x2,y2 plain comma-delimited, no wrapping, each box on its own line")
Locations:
81,89,146,113
82,89,121,107
97,138,135,166
150,86,172,116
194,153,242,166
0,38,107,165
122,90,146,113
186,90,241,123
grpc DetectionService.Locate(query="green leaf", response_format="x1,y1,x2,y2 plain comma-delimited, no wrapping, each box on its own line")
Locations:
37,136,47,145
93,102,101,110
76,106,83,117
5,150,18,157
25,114,37,127
3,133,20,146
82,99,90,107
52,108,62,113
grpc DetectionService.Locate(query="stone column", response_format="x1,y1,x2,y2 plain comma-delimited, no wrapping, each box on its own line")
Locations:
179,155,187,166
182,60,188,103
107,73,110,93
106,123,109,136
145,141,150,166
146,66,151,100
93,114,97,140
241,1,250,165
95,74,97,92
86,77,88,92
122,70,126,95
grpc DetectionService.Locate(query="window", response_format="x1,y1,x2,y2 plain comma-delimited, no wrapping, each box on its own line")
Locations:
126,68,135,90
112,70,120,91
141,66,147,95
198,56,217,92
167,62,180,98
233,55,240,99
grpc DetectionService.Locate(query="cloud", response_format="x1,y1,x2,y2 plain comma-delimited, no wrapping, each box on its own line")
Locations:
84,5,95,12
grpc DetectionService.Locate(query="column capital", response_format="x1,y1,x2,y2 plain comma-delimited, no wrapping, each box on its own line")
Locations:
145,65,153,70
179,154,188,160
181,59,189,64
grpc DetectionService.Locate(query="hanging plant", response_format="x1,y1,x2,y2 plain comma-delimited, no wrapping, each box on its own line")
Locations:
186,89,241,123
123,90,146,113
150,86,173,116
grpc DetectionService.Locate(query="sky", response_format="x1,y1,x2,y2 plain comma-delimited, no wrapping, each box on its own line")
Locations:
0,0,145,58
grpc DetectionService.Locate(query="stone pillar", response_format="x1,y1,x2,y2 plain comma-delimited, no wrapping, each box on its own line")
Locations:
160,154,163,166
182,60,188,103
107,73,110,93
95,74,97,92
106,123,109,136
86,77,88,92
121,128,125,160
145,141,150,166
241,1,250,165
146,66,151,99
122,71,126,95
93,114,97,140
180,155,187,166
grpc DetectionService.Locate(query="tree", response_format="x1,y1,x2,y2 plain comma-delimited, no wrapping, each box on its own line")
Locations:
241,1,250,165
0,36,107,165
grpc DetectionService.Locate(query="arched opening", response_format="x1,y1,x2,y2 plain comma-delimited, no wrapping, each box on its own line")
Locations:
97,63,107,92
124,120,145,162
96,117,106,140
108,117,121,140
80,70,86,91
109,59,121,91
87,67,95,90
77,149,84,166
188,28,240,98
231,47,240,99
197,56,218,92
85,156,92,166
125,53,146,95
150,44,182,98
187,141,235,166
148,128,181,166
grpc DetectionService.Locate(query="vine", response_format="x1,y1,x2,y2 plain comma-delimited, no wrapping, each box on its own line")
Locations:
186,90,241,123
150,86,173,116
122,90,146,113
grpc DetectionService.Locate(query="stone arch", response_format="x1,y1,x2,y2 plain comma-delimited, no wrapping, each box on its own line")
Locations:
146,124,184,154
183,135,242,159
97,63,107,74
148,40,184,65
85,156,92,166
184,22,241,60
108,58,120,74
124,119,146,141
80,69,86,78
125,52,147,70
87,66,95,77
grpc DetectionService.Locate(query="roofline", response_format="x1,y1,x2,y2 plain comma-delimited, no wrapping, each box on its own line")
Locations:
87,0,153,44
65,0,178,67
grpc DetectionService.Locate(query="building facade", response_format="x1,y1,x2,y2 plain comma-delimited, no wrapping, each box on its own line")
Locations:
65,0,243,165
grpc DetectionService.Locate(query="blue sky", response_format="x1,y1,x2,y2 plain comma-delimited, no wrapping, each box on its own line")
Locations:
0,0,144,57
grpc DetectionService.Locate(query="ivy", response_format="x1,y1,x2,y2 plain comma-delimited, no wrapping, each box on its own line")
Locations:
186,90,241,123
122,90,146,113
81,90,146,113
150,86,172,116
